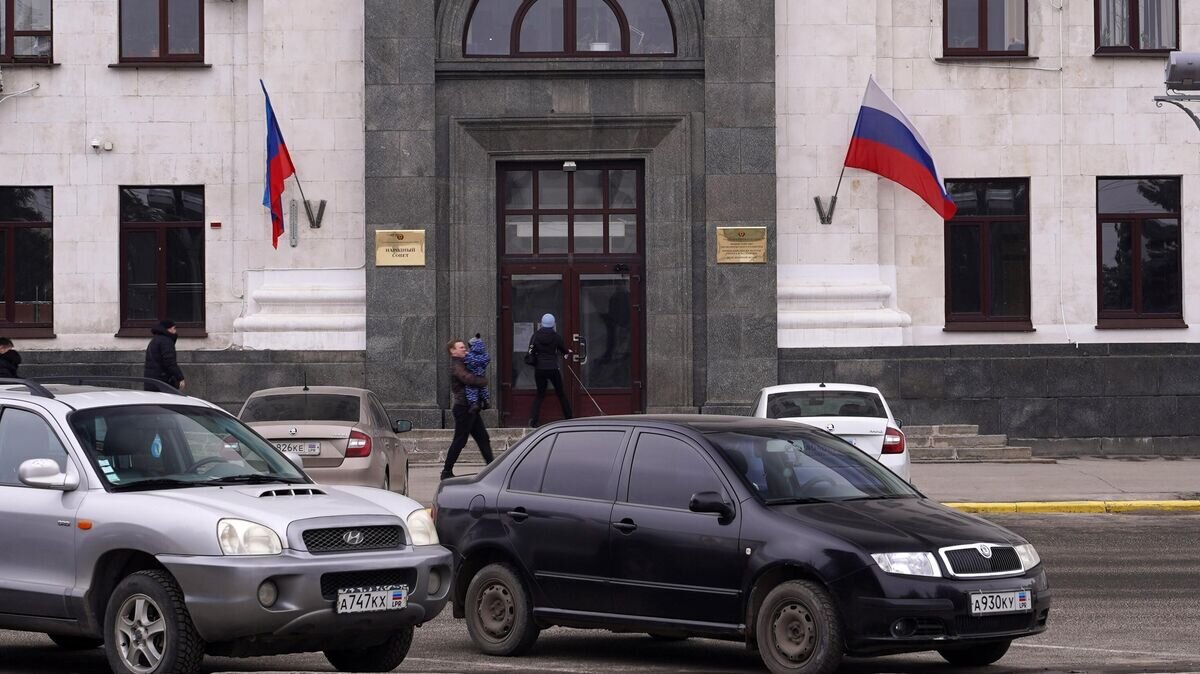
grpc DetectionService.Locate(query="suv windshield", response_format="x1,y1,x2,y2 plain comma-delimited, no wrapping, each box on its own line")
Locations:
69,405,308,491
707,429,918,503
240,394,360,423
766,391,885,419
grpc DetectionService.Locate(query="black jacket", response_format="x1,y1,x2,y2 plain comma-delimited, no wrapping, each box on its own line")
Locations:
0,350,21,378
449,357,487,407
529,327,569,371
143,326,184,386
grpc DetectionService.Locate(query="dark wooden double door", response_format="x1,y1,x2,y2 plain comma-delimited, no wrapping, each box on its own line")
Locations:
498,162,645,426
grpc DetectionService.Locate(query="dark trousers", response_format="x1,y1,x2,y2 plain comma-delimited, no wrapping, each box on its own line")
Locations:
442,404,494,477
530,368,572,426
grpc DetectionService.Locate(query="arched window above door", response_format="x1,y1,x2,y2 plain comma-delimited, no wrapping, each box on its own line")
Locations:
464,0,676,57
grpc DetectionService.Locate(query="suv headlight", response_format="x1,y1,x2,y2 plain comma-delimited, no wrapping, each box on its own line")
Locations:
406,508,439,546
217,519,282,556
1015,543,1041,571
872,552,941,578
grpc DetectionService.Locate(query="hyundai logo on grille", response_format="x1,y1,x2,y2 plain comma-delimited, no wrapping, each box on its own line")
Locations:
977,544,993,559
343,530,364,546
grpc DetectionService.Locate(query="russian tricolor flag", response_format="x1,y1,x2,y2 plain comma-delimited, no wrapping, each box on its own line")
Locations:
261,81,296,249
845,77,957,220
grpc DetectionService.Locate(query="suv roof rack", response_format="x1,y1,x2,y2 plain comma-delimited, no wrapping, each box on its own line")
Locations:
0,378,56,399
32,377,184,395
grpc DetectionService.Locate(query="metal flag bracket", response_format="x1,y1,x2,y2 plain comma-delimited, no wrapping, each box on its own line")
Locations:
814,165,849,225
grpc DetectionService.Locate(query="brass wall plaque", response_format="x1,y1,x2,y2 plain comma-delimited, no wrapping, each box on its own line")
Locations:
716,227,767,264
375,230,426,267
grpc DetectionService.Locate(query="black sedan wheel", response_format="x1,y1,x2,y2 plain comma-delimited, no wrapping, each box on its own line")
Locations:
939,640,1012,666
755,580,842,674
324,626,413,672
104,570,204,674
465,563,539,656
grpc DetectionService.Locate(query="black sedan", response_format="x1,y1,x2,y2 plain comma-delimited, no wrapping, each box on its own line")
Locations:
434,416,1050,674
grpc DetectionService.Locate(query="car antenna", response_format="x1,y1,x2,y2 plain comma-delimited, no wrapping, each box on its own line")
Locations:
302,371,310,392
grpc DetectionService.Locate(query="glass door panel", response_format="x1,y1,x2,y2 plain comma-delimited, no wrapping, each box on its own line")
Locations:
577,274,631,389
510,274,563,390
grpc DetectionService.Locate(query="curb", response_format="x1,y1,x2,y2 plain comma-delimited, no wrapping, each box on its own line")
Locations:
945,500,1200,514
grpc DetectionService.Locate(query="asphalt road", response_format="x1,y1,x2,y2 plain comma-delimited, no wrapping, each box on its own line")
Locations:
3,513,1199,674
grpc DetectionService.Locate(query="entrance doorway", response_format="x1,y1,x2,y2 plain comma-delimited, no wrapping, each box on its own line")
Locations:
498,162,645,426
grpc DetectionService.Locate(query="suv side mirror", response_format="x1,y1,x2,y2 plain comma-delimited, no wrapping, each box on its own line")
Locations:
689,491,734,521
393,419,413,434
283,452,305,470
18,459,80,491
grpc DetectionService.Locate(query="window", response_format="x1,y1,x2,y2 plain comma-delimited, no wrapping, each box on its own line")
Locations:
119,0,203,63
944,0,1027,56
944,179,1031,330
0,187,54,336
508,434,554,492
539,430,624,500
239,394,360,423
464,0,675,57
1,0,52,63
119,186,205,335
500,164,641,256
766,391,887,420
1096,0,1177,53
0,408,68,486
1096,177,1183,327
626,433,723,510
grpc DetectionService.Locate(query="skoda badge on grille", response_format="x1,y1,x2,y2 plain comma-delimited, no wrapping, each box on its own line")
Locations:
977,544,993,559
343,530,364,546
289,427,298,436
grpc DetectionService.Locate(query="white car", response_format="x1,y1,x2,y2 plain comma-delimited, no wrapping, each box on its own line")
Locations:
751,383,910,482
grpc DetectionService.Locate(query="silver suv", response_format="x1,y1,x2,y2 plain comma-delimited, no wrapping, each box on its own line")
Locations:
0,378,451,674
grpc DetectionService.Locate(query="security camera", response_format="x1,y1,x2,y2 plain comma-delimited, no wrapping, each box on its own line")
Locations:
90,138,101,150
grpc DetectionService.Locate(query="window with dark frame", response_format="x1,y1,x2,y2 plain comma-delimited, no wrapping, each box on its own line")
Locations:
119,0,203,63
0,187,54,336
1,0,53,63
944,0,1028,57
119,186,205,336
464,0,675,57
944,179,1032,331
1096,177,1183,328
500,164,641,256
1095,0,1178,53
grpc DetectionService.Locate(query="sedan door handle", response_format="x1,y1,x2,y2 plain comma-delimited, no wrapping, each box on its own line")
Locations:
612,518,637,533
506,508,529,523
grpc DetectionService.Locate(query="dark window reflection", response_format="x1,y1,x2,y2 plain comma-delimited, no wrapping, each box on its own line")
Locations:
124,230,159,321
121,0,160,58
166,227,204,323
1097,178,1180,214
1097,178,1182,319
949,225,982,314
1101,222,1134,312
14,228,53,324
988,221,1030,317
121,186,204,326
519,0,565,52
947,0,980,48
121,186,205,222
465,0,523,55
1141,218,1181,314
947,180,1028,217
0,187,52,222
945,179,1030,323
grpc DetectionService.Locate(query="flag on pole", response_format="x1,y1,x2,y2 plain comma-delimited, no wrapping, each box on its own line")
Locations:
261,81,296,248
844,76,957,220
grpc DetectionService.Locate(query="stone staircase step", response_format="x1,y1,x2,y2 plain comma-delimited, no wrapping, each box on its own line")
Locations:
934,424,980,436
912,446,1033,462
901,425,934,436
909,448,956,461
930,434,1009,449
403,428,530,465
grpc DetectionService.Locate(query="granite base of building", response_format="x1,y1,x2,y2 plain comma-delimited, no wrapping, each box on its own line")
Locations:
780,343,1200,457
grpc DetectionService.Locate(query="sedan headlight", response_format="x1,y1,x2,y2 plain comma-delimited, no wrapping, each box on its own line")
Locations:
1015,543,1041,571
872,552,942,578
406,508,439,546
217,519,282,556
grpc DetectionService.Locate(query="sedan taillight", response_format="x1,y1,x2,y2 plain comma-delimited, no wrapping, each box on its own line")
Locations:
346,430,372,458
882,427,906,454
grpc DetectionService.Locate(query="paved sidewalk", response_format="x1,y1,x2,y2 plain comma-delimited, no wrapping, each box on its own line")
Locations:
407,457,1200,512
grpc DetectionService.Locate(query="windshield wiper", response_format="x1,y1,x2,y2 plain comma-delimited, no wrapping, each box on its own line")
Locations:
765,497,832,505
837,494,918,502
206,474,306,485
111,478,204,492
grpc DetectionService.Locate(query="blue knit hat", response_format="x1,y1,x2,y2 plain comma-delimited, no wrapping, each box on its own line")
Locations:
541,313,556,329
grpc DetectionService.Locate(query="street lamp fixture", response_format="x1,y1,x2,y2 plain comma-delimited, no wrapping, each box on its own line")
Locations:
1155,51,1200,132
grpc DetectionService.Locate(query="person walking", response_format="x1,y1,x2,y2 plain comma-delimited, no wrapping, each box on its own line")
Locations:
442,338,494,480
143,319,186,391
0,338,21,379
528,313,573,427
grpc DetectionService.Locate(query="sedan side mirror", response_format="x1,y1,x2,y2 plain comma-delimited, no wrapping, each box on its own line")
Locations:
689,491,734,521
18,459,80,491
393,419,413,434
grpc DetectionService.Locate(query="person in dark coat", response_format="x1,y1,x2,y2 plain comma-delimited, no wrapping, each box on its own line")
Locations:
0,338,21,379
442,338,494,480
143,320,186,391
528,313,572,427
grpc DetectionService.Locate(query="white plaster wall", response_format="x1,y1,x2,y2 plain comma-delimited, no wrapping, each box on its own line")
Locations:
778,0,1200,347
0,0,365,351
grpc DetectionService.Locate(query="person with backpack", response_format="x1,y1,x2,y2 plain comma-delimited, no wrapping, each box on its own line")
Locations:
143,320,186,391
526,313,572,427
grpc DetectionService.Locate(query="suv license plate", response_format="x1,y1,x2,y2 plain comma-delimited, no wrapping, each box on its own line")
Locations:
970,590,1031,616
274,441,321,456
336,585,408,614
